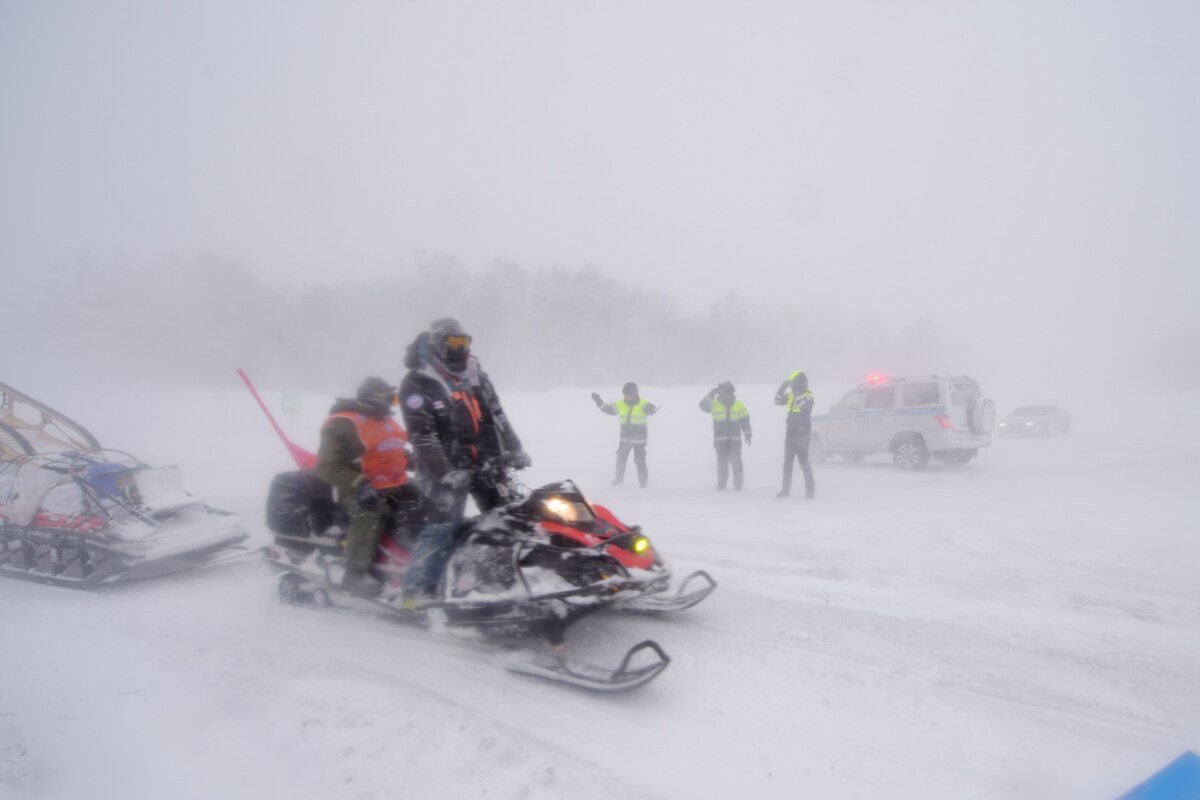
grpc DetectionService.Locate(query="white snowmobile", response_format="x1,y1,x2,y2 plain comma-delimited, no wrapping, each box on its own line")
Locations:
0,380,249,586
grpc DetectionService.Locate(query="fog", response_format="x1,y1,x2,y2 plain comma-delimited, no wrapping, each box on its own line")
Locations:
4,7,1200,796
3,3,1199,398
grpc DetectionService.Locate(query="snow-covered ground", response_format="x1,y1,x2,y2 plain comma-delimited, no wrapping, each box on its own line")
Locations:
2,378,1198,800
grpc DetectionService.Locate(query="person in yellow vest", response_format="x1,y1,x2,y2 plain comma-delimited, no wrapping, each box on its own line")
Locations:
699,381,752,491
317,376,413,597
774,370,815,499
591,382,659,487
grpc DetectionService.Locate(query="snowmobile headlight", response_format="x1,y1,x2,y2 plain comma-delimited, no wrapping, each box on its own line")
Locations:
632,535,650,554
542,496,576,521
541,496,595,524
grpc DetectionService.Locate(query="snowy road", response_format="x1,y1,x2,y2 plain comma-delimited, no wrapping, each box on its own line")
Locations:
2,382,1197,799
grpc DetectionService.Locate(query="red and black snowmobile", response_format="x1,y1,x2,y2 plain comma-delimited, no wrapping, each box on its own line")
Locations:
0,381,249,587
242,370,716,691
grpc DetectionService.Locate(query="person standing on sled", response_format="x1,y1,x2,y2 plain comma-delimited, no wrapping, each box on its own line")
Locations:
317,376,413,597
591,382,659,488
775,370,815,499
699,381,752,491
399,318,531,608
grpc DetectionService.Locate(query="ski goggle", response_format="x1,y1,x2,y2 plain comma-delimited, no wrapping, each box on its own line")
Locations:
445,334,472,350
369,390,399,405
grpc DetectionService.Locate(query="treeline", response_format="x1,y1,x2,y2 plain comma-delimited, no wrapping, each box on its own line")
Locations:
12,253,967,392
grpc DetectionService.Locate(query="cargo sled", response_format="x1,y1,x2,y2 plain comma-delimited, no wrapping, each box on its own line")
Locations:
0,381,248,587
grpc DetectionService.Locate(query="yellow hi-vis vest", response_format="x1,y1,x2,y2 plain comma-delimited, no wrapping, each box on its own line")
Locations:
613,398,650,441
709,398,749,441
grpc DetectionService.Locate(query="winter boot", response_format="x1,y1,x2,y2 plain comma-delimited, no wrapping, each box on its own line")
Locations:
400,586,435,614
341,568,383,598
776,489,790,498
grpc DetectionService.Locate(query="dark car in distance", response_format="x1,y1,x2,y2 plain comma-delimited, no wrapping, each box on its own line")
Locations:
998,405,1071,437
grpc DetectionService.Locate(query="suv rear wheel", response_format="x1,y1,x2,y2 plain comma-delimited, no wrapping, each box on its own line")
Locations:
891,435,929,470
810,434,830,463
934,450,975,467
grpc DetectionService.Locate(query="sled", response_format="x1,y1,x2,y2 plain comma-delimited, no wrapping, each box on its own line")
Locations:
0,381,249,587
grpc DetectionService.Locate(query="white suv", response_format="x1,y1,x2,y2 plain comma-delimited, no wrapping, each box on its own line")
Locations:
812,375,996,469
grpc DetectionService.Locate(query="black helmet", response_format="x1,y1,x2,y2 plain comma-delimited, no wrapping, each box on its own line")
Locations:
430,318,471,371
622,381,639,398
357,376,397,414
718,381,735,396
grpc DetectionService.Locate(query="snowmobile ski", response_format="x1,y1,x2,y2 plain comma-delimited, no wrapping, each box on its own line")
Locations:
496,640,670,692
613,569,718,614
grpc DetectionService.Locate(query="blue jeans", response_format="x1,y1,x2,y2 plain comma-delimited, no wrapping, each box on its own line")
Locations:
404,522,458,596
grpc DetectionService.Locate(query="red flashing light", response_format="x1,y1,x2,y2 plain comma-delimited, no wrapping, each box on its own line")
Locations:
933,414,952,429
866,373,888,385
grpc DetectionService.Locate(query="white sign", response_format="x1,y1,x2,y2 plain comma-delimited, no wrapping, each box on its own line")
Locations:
281,389,304,416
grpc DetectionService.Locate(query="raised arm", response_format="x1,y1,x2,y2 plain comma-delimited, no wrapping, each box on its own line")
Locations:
774,381,791,406
591,392,617,415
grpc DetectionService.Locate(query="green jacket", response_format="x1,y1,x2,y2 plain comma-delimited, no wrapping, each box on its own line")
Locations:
317,398,387,495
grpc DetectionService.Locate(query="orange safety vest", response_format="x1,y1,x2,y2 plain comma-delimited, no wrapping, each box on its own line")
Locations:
326,412,409,489
450,387,483,459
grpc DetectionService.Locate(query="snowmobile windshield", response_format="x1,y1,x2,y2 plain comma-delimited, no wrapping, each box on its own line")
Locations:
523,481,597,526
539,496,595,525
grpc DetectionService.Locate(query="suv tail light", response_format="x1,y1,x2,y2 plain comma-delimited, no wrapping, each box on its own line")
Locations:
933,414,952,430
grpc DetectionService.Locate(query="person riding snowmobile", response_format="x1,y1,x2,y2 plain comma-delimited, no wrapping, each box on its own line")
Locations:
317,376,414,597
399,318,531,606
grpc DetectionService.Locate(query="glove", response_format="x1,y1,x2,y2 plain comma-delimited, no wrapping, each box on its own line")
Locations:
507,450,532,469
591,392,603,406
745,433,753,446
441,469,471,492
431,469,470,515
432,487,458,515
708,387,720,398
355,480,381,510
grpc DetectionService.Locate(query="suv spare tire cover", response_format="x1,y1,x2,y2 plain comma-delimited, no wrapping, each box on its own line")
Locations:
970,398,997,434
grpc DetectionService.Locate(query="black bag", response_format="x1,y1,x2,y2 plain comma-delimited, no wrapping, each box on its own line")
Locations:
266,470,343,538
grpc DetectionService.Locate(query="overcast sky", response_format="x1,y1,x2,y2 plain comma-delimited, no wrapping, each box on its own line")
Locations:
2,1,1197,352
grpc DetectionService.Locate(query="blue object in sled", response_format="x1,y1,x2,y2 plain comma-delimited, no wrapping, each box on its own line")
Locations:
85,462,133,499
1117,752,1200,799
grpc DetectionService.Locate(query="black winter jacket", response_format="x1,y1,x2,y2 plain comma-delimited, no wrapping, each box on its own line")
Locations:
399,334,523,487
